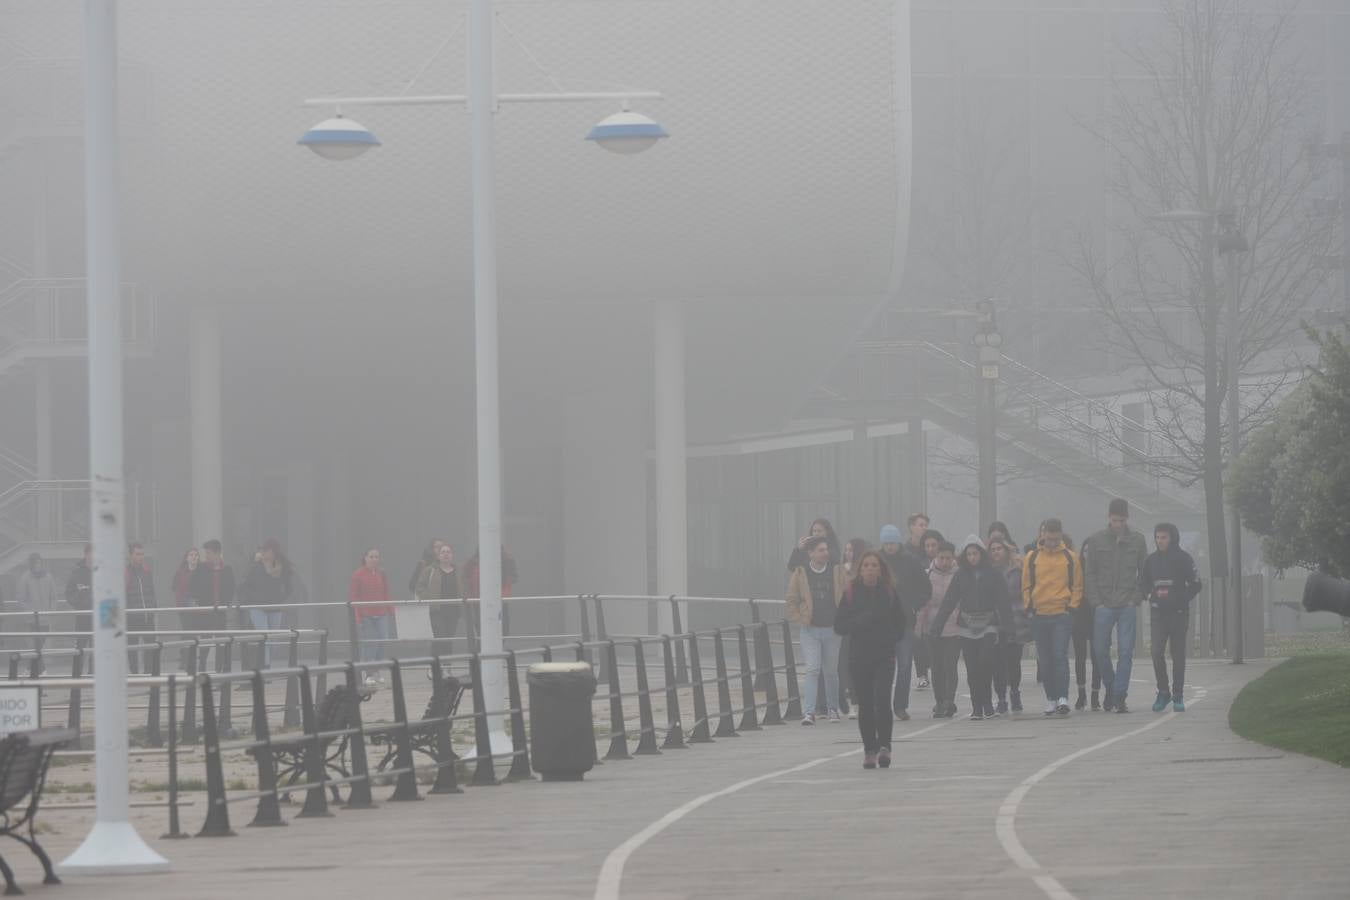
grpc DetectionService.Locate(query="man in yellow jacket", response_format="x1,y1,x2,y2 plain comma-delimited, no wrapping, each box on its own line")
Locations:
1022,518,1083,717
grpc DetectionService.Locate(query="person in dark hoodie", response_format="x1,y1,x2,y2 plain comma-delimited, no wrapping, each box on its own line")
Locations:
834,550,907,770
1142,523,1201,713
929,536,1010,720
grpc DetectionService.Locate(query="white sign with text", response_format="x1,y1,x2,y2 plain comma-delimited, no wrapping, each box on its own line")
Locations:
0,688,40,734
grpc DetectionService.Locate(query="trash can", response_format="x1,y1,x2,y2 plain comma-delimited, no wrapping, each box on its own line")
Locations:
527,661,597,782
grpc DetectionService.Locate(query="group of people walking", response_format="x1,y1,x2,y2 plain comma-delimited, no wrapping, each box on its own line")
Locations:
786,499,1202,769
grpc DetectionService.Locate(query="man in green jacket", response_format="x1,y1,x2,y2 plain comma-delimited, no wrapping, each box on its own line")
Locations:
1081,498,1148,712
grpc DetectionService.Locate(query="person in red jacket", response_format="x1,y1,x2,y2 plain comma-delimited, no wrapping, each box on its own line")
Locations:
349,548,394,682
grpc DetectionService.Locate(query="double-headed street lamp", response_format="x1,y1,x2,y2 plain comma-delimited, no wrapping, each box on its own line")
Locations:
1154,207,1249,664
298,0,666,750
973,299,1002,529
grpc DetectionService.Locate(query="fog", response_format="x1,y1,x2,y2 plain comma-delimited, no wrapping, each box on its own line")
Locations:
1,0,1347,618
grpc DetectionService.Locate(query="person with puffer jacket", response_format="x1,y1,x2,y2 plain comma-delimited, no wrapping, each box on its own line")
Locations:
833,551,907,770
928,537,1010,721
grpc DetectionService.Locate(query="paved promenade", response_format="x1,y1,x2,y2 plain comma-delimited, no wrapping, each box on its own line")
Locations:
34,658,1350,899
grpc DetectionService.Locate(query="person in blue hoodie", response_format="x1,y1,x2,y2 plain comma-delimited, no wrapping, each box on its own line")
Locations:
1142,523,1201,713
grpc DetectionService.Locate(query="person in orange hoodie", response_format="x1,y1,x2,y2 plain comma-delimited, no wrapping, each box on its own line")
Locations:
1022,518,1083,717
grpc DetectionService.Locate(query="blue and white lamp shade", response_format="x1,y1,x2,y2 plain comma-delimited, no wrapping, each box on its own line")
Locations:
585,111,669,155
298,116,381,161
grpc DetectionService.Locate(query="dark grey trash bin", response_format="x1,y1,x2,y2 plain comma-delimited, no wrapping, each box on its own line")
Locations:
527,661,597,782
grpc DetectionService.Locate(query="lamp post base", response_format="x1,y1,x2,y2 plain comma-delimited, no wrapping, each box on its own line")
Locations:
59,820,170,876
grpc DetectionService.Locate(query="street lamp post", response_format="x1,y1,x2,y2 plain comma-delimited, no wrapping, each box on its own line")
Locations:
60,0,170,875
1153,207,1248,664
299,0,666,748
973,299,1001,530
1216,211,1249,664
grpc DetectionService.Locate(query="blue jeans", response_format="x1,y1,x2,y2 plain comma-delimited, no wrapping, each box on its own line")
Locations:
247,608,285,666
1032,613,1072,702
359,614,392,663
892,631,914,713
799,625,841,715
1093,605,1137,702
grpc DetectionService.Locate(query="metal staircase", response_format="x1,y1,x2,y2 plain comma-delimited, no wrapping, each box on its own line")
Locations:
814,339,1204,518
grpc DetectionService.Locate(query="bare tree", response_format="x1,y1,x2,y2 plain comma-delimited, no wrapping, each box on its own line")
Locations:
1070,0,1333,583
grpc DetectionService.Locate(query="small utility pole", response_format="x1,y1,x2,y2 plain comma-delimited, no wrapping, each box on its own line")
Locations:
973,299,1002,530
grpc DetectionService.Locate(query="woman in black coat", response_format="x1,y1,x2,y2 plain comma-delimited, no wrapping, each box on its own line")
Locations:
834,551,906,770
929,536,1010,721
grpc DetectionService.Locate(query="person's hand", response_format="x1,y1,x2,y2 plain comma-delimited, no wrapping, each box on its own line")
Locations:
797,536,809,550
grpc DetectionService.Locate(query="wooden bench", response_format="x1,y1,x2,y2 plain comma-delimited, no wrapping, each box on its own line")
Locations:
370,675,468,775
0,727,75,895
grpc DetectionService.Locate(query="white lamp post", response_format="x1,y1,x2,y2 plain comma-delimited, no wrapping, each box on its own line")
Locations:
61,0,170,876
300,0,665,751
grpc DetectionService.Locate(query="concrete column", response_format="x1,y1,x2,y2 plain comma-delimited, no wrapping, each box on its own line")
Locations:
654,300,688,633
563,385,648,637
189,304,223,544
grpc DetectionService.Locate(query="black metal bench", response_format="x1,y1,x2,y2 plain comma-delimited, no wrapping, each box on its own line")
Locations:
370,675,468,775
268,684,370,804
0,727,75,895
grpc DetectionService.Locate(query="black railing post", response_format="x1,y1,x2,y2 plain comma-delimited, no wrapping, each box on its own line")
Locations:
712,630,738,738
469,654,498,786
342,663,375,809
146,642,164,746
541,645,553,663
428,656,463,795
749,599,773,692
161,675,188,839
660,636,686,749
67,642,85,749
736,625,761,731
196,673,235,837
757,622,784,725
283,631,301,728
247,670,285,827
217,637,234,737
347,603,361,665
632,639,661,755
670,597,689,684
296,666,333,818
316,629,330,699
603,640,630,760
505,651,532,781
686,633,713,744
577,596,592,665
592,595,608,685
182,638,199,745
781,619,803,720
387,662,421,801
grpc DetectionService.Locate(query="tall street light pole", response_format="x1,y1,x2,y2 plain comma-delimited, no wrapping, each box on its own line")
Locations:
60,0,170,875
973,299,1001,530
1216,210,1249,664
298,0,666,749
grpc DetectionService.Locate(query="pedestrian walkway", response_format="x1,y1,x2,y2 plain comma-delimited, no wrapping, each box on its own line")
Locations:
35,659,1350,899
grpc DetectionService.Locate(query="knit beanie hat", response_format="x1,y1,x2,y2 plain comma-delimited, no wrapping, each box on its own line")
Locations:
879,524,902,544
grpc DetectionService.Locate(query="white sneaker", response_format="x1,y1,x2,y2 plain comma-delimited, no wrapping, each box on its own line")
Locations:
378,673,387,684
848,709,858,720
827,710,841,723
1057,697,1071,715
801,714,816,726
1044,700,1057,717
363,675,377,688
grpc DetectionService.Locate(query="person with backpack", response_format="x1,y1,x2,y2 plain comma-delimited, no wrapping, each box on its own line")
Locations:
988,537,1030,714
928,537,1010,720
1082,498,1149,712
1022,519,1083,716
834,551,907,769
1143,523,1201,713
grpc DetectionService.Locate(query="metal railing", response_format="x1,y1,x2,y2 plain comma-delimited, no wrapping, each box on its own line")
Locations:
19,594,802,838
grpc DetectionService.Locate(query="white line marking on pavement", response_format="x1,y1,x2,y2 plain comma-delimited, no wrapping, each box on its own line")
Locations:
995,687,1209,900
594,722,950,900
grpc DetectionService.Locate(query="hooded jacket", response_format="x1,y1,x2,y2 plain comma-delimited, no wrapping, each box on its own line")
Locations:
1142,524,1202,612
918,563,959,638
929,538,1010,639
1081,525,1148,609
